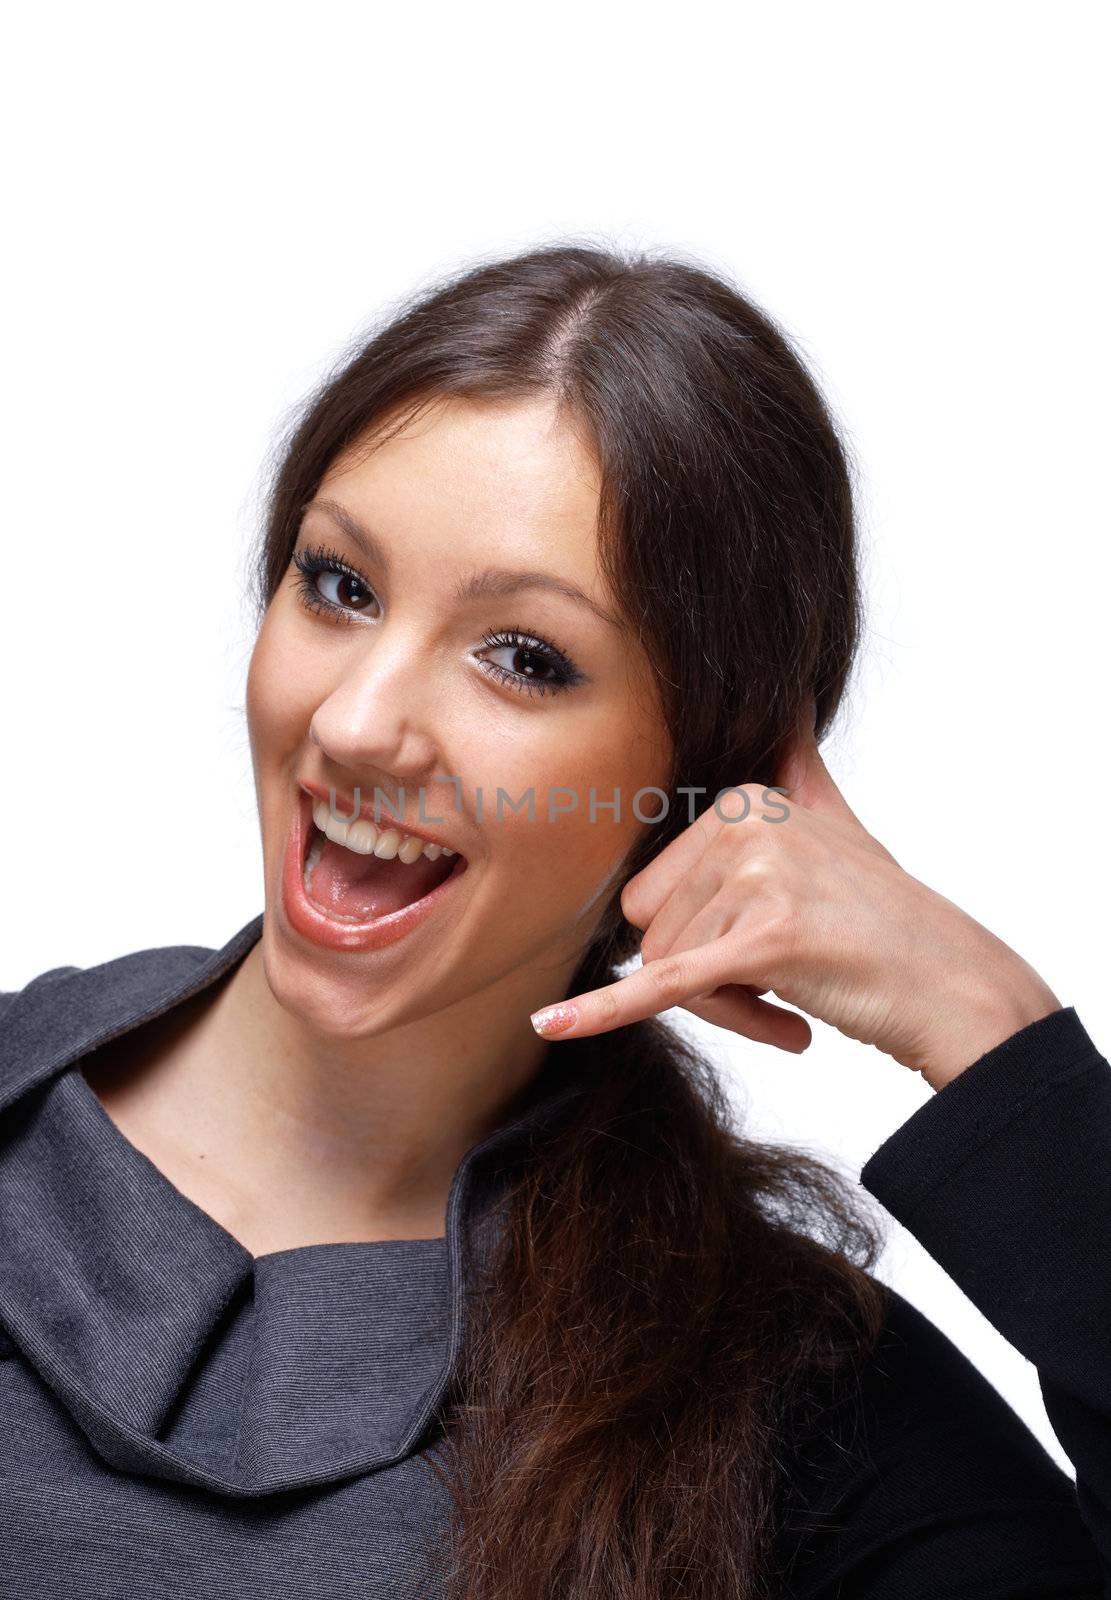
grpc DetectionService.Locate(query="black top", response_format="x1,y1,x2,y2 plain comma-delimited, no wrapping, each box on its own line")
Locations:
0,913,1106,1597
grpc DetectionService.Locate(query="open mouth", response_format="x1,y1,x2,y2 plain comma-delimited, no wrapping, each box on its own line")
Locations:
299,790,466,926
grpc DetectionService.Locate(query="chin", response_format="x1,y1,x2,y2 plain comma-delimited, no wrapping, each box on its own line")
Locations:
257,928,407,1041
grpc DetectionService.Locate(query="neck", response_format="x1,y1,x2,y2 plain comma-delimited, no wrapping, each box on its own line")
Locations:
88,938,578,1256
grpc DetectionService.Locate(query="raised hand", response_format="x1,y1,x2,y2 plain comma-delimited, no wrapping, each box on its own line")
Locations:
530,702,1061,1091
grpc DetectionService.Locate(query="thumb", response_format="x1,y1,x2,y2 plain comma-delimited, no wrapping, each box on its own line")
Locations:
775,700,859,825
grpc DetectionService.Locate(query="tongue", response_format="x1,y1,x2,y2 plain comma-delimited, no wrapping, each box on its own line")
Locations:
306,838,455,922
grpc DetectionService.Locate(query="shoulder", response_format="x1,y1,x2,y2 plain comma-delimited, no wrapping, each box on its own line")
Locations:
0,960,81,1014
0,933,218,1112
774,1282,1097,1595
0,960,88,1038
782,1282,1079,1507
0,935,212,1014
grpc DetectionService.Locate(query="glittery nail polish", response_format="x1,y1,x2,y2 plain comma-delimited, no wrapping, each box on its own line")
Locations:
530,1003,579,1037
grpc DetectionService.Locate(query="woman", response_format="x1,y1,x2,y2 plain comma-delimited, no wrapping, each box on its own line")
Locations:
0,243,1106,1599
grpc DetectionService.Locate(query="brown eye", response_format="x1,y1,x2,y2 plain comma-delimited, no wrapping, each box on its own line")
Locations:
477,626,585,698
485,643,558,683
291,544,381,623
317,570,375,612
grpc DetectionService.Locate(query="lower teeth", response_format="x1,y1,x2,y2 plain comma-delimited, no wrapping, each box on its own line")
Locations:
303,831,325,893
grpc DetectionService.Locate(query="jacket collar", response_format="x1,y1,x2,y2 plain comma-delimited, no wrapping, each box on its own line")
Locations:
0,914,594,1498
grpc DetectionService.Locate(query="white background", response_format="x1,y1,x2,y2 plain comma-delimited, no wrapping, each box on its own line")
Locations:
2,1,1108,1474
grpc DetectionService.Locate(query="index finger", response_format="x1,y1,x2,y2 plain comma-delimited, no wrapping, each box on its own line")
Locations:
530,942,745,1040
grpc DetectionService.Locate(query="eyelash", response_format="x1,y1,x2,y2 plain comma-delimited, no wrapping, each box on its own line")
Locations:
290,542,585,700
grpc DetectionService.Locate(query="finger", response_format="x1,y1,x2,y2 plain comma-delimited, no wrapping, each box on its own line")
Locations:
620,784,787,933
618,796,722,931
530,939,762,1041
684,984,812,1052
774,703,861,826
776,716,901,866
632,862,735,965
690,981,768,1000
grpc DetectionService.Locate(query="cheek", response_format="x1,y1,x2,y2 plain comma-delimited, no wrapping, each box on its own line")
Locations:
245,608,319,760
475,717,665,899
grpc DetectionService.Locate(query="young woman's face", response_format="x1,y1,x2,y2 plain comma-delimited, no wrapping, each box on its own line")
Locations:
246,393,672,1037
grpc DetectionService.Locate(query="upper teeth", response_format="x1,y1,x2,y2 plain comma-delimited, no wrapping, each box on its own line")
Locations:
310,798,457,864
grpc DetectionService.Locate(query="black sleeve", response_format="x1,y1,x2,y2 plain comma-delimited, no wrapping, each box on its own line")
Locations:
774,1005,1110,1599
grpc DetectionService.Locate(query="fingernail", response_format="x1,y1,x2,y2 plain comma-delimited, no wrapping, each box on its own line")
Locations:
530,1003,579,1037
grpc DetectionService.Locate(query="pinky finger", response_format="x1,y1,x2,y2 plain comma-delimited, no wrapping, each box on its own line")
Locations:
684,984,812,1052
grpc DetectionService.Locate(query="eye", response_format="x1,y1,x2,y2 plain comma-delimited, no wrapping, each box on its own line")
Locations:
477,626,584,700
289,546,585,700
291,544,379,622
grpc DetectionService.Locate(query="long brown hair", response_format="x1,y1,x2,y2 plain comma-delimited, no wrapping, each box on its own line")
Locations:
251,241,891,1599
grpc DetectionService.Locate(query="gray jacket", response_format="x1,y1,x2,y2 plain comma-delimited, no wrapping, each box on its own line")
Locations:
1,915,1106,1597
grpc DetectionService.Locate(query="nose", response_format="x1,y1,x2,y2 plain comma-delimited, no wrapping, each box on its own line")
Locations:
307,625,442,783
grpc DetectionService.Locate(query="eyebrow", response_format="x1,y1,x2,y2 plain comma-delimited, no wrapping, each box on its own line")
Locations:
301,498,624,632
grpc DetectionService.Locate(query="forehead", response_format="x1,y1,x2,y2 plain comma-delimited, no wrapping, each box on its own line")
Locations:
317,393,605,578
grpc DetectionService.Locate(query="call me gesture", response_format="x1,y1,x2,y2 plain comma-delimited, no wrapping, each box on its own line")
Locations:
531,704,1061,1093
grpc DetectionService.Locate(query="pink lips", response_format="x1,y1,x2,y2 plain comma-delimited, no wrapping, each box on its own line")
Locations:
279,787,468,954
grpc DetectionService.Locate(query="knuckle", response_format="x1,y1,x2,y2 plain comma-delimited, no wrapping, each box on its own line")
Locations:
735,851,778,888
645,953,688,1005
715,786,755,824
620,881,643,925
594,986,620,1023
